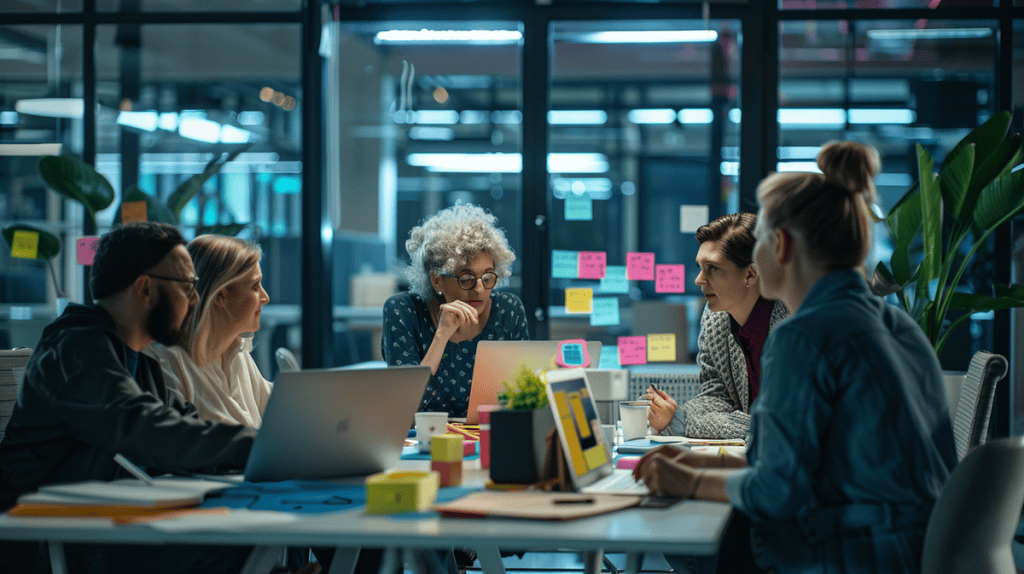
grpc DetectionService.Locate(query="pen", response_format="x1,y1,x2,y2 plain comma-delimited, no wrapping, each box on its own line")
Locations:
553,497,595,504
114,453,155,485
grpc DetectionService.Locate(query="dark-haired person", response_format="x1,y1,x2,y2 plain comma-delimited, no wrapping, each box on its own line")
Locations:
634,141,957,573
643,213,789,439
0,222,257,574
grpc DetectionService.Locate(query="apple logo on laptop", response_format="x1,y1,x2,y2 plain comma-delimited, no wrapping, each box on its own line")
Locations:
336,418,351,433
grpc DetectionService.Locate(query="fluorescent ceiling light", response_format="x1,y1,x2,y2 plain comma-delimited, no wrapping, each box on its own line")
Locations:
15,98,84,119
728,108,742,123
237,111,264,126
778,108,846,126
571,30,718,44
158,112,178,131
460,110,489,124
116,111,158,132
491,110,522,125
777,146,822,160
412,110,460,125
405,152,608,174
374,29,522,45
409,126,455,141
0,143,63,156
867,28,992,41
720,162,738,176
847,109,916,125
178,116,222,143
0,111,18,125
219,124,252,144
552,177,613,200
548,110,608,125
549,153,609,174
628,109,677,125
678,108,714,124
777,161,823,173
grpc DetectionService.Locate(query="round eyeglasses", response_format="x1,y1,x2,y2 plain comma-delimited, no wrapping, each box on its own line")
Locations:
147,274,199,297
440,272,498,290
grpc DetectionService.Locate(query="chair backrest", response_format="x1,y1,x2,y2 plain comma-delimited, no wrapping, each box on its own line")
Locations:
952,351,1008,461
921,436,1024,574
0,348,32,442
275,347,300,374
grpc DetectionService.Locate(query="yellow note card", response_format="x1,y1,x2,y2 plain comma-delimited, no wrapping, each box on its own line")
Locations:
121,201,147,223
647,333,676,362
11,230,40,259
565,288,593,314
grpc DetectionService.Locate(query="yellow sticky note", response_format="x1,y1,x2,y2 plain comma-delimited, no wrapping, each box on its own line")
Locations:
647,333,676,362
121,201,147,223
565,288,593,314
11,230,40,259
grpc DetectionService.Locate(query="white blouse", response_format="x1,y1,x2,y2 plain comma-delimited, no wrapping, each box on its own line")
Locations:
145,337,273,428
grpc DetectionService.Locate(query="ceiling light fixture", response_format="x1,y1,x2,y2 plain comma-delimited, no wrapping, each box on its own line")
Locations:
15,98,84,119
866,28,992,41
375,29,522,45
569,30,718,44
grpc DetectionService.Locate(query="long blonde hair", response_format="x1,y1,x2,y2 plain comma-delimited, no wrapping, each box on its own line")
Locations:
181,235,262,365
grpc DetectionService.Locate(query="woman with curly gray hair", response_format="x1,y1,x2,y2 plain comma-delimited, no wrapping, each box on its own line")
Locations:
382,203,529,417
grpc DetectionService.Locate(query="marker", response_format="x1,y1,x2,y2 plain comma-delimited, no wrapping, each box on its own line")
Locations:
113,453,155,485
553,497,595,505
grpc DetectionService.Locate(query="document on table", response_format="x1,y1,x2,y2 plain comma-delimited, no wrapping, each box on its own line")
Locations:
144,509,299,532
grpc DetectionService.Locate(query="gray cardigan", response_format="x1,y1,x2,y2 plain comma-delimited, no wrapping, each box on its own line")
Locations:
667,299,789,439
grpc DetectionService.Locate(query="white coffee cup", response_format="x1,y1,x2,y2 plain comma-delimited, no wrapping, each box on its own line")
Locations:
619,401,651,441
414,411,448,453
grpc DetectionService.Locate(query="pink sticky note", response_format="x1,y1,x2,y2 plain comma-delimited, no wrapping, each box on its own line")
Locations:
617,336,648,365
626,252,655,281
76,236,100,266
578,251,607,280
655,264,686,293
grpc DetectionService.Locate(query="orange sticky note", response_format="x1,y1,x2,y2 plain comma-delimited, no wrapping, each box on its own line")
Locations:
11,230,39,259
121,201,147,223
565,288,593,314
647,334,676,362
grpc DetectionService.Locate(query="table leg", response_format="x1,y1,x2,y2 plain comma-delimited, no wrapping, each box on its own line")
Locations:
326,547,361,574
583,550,605,574
474,545,506,574
240,545,286,574
625,552,644,574
47,541,68,574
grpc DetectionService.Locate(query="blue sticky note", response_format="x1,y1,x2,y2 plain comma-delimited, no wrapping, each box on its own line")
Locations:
598,266,629,294
590,297,620,327
552,250,579,279
598,345,621,369
565,193,593,221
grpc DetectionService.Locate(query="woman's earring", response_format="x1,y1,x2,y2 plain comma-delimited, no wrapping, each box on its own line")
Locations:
745,280,751,288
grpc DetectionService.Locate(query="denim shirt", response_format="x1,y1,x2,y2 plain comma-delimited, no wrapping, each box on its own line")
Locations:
725,269,957,573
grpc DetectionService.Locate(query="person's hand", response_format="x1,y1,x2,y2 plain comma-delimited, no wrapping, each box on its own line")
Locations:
642,386,678,432
632,445,687,481
640,453,703,498
435,300,479,341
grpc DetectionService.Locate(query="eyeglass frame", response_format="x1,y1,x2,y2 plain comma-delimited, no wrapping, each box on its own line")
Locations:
147,274,200,295
438,271,498,291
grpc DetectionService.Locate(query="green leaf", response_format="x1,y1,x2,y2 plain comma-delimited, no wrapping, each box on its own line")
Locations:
947,284,1024,313
963,134,1023,217
37,155,115,224
2,224,61,261
197,222,248,237
869,261,901,297
113,186,176,225
915,144,941,302
885,184,922,286
166,145,252,221
938,142,975,223
946,111,1012,175
973,167,1024,231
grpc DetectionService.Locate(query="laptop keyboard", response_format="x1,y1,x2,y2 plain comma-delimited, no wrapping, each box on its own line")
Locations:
589,471,648,493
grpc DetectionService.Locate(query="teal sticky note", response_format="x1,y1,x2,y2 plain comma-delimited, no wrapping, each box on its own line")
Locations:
552,250,579,279
598,345,621,369
598,266,629,294
590,297,620,327
565,193,593,221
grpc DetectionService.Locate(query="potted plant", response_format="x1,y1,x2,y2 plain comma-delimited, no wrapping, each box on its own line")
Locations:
871,110,1024,357
488,365,556,484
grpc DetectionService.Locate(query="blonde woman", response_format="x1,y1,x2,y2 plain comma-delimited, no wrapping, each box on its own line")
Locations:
145,235,272,428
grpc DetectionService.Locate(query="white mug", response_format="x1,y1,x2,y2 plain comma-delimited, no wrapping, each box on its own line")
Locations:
414,411,448,453
619,401,651,441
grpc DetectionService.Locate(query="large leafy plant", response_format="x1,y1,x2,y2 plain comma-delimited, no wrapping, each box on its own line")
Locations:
872,111,1024,355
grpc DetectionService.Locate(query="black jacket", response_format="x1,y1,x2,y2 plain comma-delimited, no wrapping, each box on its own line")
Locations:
0,304,256,509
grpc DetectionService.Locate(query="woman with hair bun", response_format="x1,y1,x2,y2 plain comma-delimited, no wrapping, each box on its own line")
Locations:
634,141,957,573
382,203,529,417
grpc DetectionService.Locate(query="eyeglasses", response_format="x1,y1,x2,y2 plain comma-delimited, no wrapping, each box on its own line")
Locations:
440,272,498,290
147,274,199,296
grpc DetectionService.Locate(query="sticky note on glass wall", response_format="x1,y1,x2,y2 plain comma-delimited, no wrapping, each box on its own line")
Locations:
565,192,593,221
590,297,620,327
598,266,629,294
11,230,39,259
680,205,709,234
598,346,621,369
617,336,647,365
655,264,686,293
76,236,100,266
565,288,593,314
578,251,606,280
647,334,676,362
626,252,655,281
122,201,147,223
552,250,579,279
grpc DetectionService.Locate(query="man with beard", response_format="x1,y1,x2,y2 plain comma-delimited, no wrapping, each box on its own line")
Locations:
0,222,258,574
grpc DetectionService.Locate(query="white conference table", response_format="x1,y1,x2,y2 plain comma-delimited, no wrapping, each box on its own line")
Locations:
0,458,732,574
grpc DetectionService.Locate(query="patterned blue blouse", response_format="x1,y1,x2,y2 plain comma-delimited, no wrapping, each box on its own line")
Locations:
381,291,530,416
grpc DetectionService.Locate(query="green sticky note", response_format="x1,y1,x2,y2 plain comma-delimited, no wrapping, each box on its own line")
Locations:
598,346,621,369
552,250,579,279
590,297,620,327
565,193,593,221
598,266,629,294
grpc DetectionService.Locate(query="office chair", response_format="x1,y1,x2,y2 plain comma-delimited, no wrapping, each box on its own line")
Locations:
952,351,1008,461
921,436,1024,574
0,347,31,442
275,347,300,373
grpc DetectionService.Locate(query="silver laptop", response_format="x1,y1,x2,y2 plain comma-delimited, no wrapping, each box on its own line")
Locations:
243,365,429,482
466,340,602,424
544,368,649,496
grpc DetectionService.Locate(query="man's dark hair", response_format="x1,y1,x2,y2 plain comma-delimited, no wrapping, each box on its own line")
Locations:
91,222,185,300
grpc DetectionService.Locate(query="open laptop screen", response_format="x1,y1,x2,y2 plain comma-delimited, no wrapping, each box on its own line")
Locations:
545,368,614,489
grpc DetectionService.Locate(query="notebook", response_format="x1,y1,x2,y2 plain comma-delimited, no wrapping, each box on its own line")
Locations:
466,340,602,424
544,368,649,496
243,365,430,482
